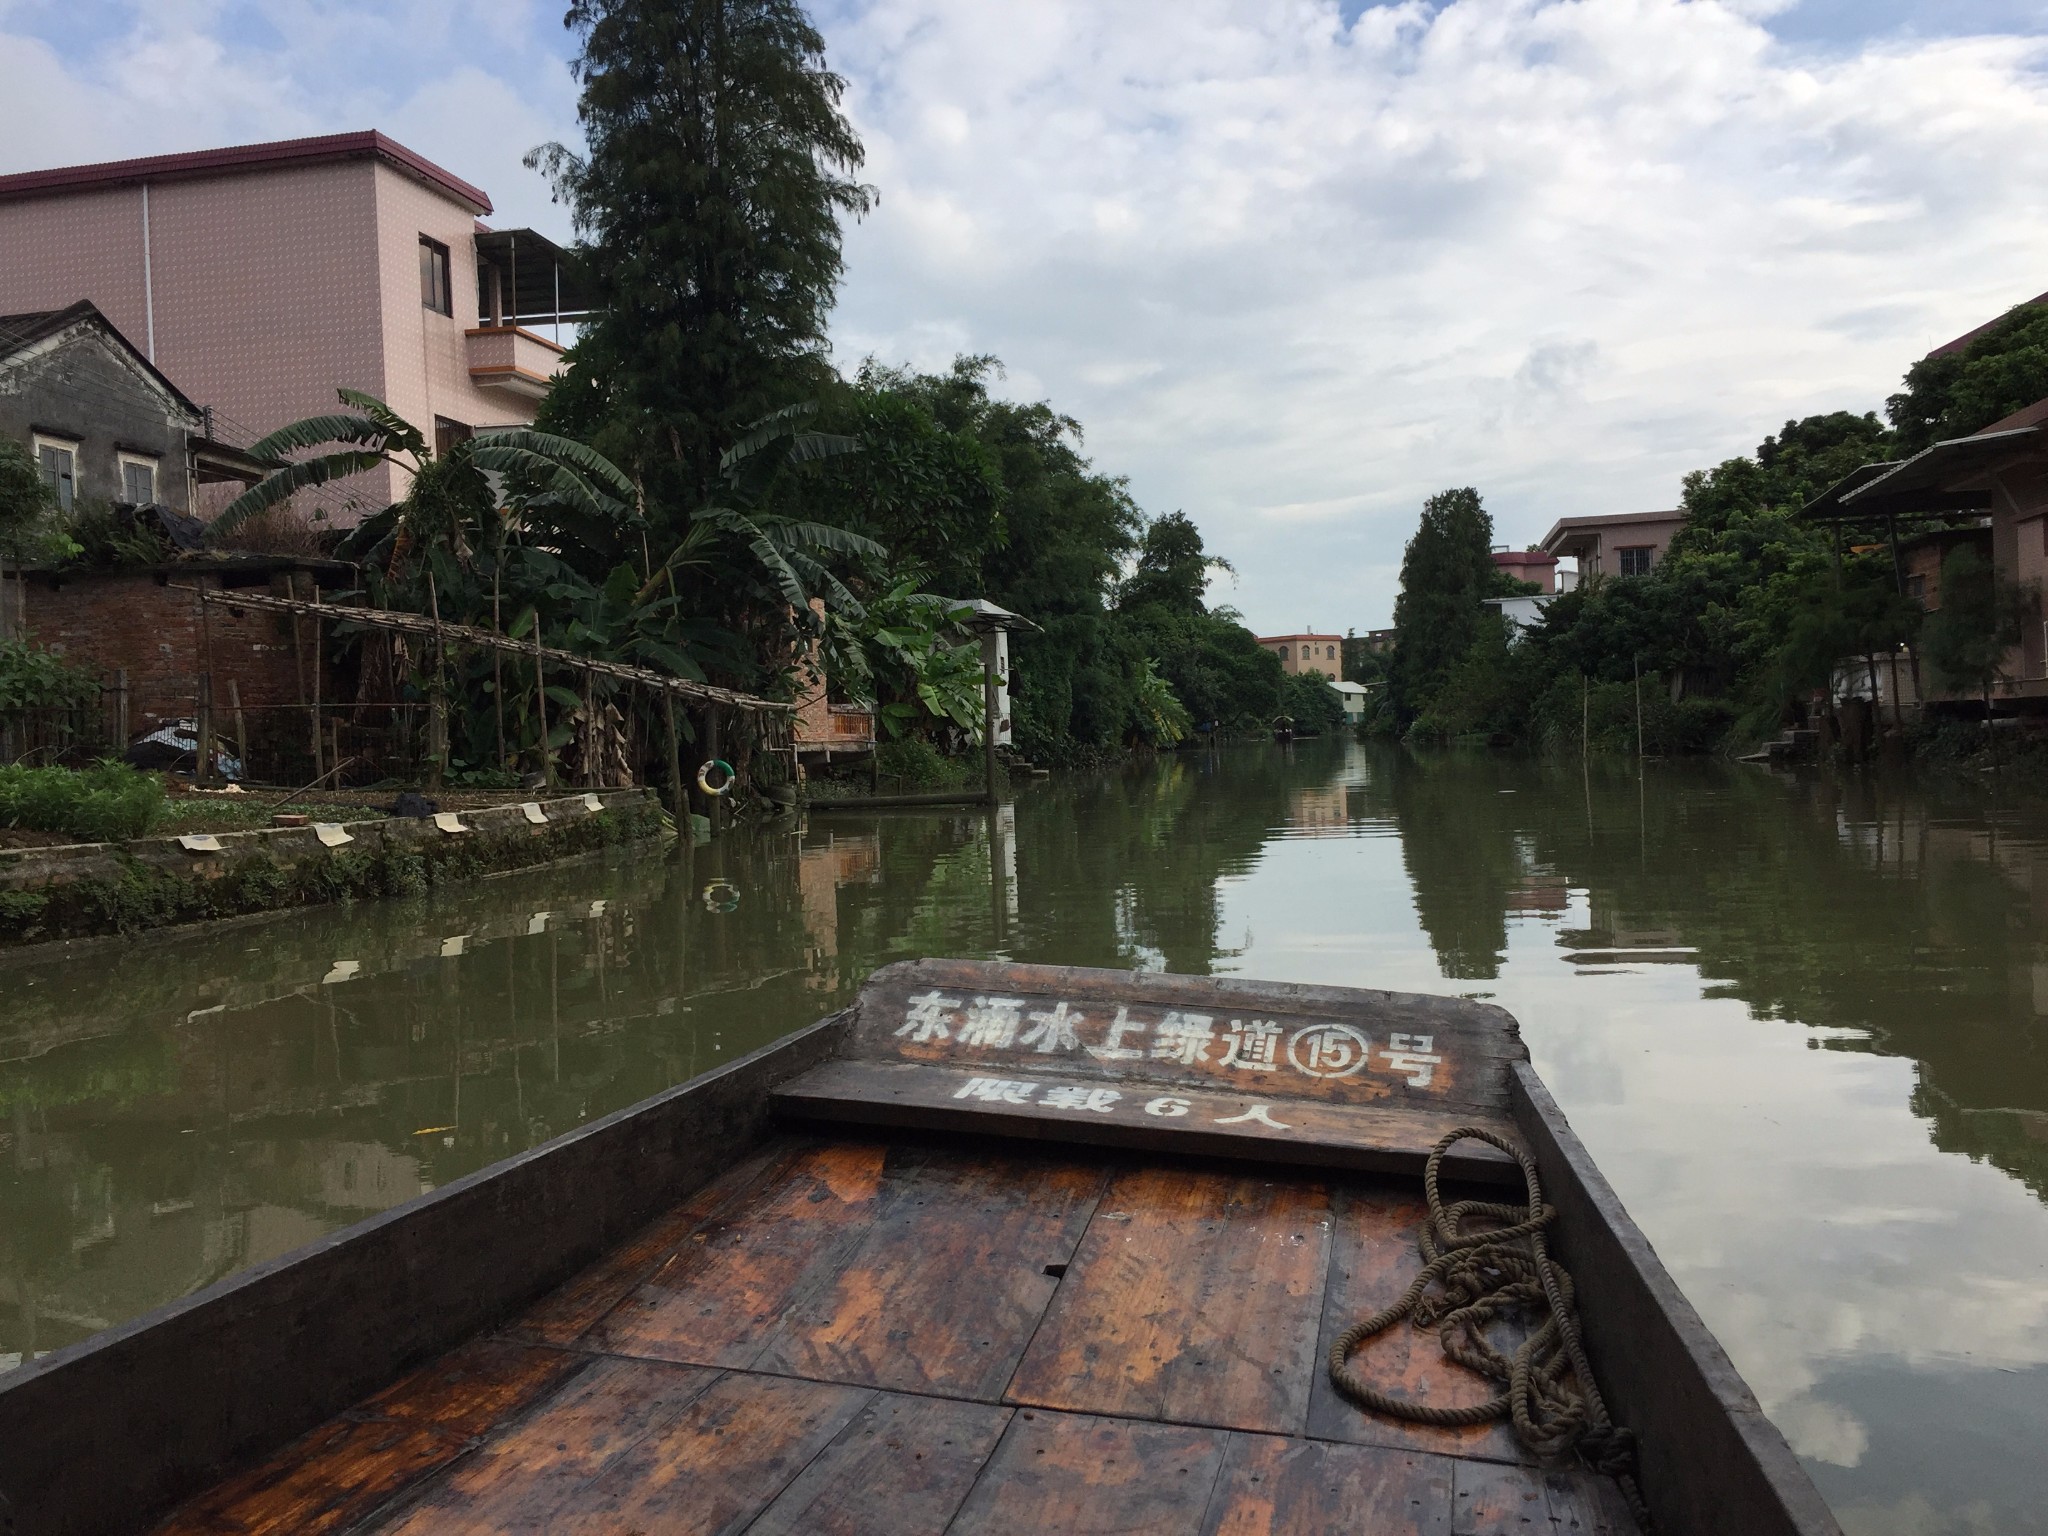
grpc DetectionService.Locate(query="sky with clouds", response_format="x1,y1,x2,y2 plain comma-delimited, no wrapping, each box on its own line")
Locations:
5,0,2048,632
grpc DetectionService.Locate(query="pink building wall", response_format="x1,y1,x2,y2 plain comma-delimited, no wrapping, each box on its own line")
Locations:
0,137,551,523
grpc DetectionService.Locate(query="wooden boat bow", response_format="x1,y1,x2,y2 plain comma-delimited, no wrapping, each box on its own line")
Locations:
0,959,1842,1536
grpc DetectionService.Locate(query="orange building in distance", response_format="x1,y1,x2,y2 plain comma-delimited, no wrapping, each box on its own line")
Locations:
1258,632,1343,676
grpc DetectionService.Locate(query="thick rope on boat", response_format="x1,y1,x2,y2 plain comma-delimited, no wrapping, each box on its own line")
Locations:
1328,1127,1653,1530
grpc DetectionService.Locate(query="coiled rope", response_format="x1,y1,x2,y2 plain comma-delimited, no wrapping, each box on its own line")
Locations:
1328,1127,1652,1531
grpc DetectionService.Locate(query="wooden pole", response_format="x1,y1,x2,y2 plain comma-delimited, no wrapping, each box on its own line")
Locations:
663,689,685,843
981,631,1000,807
194,581,215,785
227,679,246,774
533,627,552,788
582,673,597,789
426,572,448,790
114,667,129,751
310,583,325,780
196,671,215,787
492,566,506,771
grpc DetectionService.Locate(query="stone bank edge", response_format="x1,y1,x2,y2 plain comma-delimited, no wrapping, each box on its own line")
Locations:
0,789,661,947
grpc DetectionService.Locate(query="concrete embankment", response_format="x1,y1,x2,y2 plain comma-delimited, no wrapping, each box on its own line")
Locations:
0,788,661,947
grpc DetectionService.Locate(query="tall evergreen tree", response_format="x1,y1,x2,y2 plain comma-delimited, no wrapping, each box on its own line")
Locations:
1388,487,1496,727
529,0,873,512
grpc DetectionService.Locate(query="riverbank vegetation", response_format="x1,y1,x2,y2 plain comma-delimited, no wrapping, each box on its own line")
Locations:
1374,300,2048,755
129,0,1289,791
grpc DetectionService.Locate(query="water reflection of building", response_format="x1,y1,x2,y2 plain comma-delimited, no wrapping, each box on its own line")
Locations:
798,832,880,988
1287,784,1349,836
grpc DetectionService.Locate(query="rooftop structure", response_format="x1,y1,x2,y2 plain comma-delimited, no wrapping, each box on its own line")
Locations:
0,132,589,520
1491,547,1558,593
1538,511,1686,580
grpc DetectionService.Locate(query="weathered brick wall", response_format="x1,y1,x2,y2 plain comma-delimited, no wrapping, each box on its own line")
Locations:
23,567,320,732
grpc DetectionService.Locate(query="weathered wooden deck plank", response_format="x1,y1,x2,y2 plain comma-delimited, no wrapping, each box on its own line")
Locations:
505,1138,809,1348
774,1059,1521,1184
749,1153,1106,1398
1306,1185,1528,1464
1201,1434,1454,1535
944,1409,1233,1536
372,1356,722,1534
152,1340,581,1536
741,1393,1013,1536
585,1140,907,1368
508,1371,872,1535
1450,1459,1639,1535
1005,1166,1332,1434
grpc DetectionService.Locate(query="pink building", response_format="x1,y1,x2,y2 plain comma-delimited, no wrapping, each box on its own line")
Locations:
1538,510,1687,580
1259,632,1342,676
0,131,580,519
1490,547,1558,593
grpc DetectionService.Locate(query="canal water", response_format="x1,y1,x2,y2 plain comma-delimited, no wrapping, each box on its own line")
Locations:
5,744,2046,1533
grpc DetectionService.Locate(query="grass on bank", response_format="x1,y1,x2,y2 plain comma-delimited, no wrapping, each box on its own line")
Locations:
0,761,166,843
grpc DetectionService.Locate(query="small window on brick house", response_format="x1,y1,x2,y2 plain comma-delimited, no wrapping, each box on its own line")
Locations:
1617,545,1655,577
33,435,77,512
119,453,158,506
420,236,453,315
1906,573,1927,605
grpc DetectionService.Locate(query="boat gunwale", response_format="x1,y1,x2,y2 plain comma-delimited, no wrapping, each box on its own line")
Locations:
0,1009,852,1536
1509,1061,1844,1536
0,964,1844,1536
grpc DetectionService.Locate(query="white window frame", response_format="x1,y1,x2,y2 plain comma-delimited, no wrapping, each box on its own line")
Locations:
32,433,79,513
118,451,160,507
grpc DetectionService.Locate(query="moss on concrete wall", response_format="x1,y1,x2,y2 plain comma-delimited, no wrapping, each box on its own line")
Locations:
0,791,661,946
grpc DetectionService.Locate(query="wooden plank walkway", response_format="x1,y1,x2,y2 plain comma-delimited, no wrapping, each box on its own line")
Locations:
155,1135,1638,1536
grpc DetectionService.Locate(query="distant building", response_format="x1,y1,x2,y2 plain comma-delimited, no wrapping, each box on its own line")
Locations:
1361,628,1398,653
1491,547,1558,593
0,131,587,519
1538,511,1687,580
1260,631,1342,675
1484,592,1553,641
1328,678,1374,723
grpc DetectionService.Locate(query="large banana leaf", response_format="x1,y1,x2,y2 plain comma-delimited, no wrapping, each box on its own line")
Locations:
471,428,636,500
209,451,390,538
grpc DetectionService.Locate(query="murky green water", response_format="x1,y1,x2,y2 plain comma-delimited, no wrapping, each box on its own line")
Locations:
5,745,2047,1533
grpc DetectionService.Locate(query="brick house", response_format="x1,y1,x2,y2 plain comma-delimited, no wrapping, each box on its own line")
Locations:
0,131,581,520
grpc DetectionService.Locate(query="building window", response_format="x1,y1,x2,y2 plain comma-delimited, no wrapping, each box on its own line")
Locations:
1277,645,1289,660
1326,645,1336,660
1906,573,1927,605
119,453,158,506
33,435,77,513
433,417,473,460
420,236,453,315
1616,545,1654,577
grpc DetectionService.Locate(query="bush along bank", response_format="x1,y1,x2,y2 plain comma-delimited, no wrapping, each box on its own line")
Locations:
0,790,661,947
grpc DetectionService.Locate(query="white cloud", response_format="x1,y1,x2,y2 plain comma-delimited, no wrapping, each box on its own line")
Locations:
824,0,2048,630
5,0,2048,630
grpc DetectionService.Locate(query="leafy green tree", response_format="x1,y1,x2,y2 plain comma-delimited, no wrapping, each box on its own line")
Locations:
789,362,1007,596
529,0,873,511
1388,487,1497,726
1120,512,1230,616
1280,669,1346,736
1923,545,2035,720
1889,304,2048,453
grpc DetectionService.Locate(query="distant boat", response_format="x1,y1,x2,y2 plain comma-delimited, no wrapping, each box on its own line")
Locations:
1273,713,1296,742
1,960,1840,1536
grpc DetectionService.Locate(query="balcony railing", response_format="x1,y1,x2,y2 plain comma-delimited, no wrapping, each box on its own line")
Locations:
465,326,567,400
